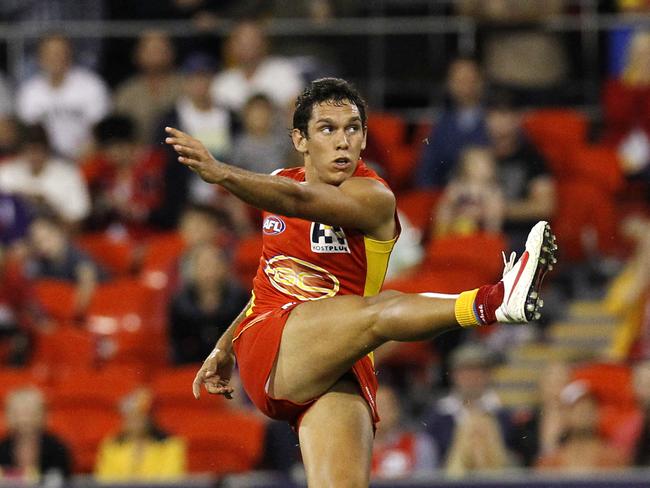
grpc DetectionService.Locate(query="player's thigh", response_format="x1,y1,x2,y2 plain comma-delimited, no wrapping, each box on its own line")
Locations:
298,379,373,488
270,294,386,403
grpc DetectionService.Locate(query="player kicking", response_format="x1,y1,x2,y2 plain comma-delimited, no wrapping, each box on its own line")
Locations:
165,78,556,488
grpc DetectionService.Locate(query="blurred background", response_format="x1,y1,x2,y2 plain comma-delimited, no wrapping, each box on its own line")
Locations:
0,0,649,486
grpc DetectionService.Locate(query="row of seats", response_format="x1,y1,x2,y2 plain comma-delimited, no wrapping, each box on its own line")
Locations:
0,365,264,474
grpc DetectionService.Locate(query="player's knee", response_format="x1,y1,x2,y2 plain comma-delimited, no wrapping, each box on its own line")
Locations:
364,290,405,340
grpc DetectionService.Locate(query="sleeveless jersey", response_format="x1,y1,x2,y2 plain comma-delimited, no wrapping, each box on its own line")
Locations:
247,161,399,316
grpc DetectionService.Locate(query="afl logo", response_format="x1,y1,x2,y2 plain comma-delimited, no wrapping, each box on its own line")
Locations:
263,216,286,235
264,255,340,301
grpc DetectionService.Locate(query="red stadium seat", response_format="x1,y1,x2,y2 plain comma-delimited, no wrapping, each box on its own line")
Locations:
523,109,589,177
33,279,76,322
156,410,264,475
233,235,263,289
396,189,442,235
31,324,97,376
151,366,227,416
76,233,135,277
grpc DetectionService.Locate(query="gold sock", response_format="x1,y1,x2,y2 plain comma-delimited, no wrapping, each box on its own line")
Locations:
455,289,480,327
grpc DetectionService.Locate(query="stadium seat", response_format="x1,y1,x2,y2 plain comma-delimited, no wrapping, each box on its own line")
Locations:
233,235,263,288
139,232,185,279
523,109,589,177
572,362,636,409
33,279,76,322
567,144,624,193
156,410,264,475
76,233,135,277
151,365,227,415
396,189,442,235
31,324,97,376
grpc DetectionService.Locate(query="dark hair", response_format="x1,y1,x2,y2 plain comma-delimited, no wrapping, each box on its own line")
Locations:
181,203,228,227
93,115,136,146
21,124,50,148
292,78,367,136
244,92,273,109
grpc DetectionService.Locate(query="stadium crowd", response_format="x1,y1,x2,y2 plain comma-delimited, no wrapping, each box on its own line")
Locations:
0,0,650,485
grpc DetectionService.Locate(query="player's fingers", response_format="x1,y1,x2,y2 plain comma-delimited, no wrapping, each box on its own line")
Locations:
192,371,204,399
165,126,190,139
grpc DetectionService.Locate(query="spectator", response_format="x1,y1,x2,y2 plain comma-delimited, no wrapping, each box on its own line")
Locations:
509,361,572,466
0,387,71,482
432,146,505,238
16,33,110,160
632,360,650,464
27,215,106,318
444,409,511,477
169,242,249,364
0,193,33,249
0,117,23,161
0,124,91,226
486,92,556,249
95,387,186,481
155,53,234,228
455,0,569,104
602,31,650,181
210,19,304,114
416,57,489,188
115,31,183,144
372,384,436,479
0,245,50,365
83,115,167,235
536,380,628,470
231,93,294,175
421,343,511,463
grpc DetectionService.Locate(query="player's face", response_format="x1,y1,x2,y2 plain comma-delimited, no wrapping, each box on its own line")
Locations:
294,101,367,185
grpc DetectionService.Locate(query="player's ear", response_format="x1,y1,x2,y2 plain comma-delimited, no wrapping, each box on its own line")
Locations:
361,127,367,151
291,128,308,154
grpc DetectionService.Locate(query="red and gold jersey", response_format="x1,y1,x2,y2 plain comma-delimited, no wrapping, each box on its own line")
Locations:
247,161,399,316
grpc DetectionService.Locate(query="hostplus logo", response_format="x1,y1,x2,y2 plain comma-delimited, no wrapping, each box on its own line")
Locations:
310,223,350,253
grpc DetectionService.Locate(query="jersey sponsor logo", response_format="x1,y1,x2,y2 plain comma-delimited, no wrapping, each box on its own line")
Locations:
262,216,286,235
264,255,340,301
310,223,350,253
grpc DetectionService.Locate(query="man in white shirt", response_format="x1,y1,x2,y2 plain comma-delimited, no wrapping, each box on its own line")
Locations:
210,20,304,114
16,33,110,161
0,124,90,225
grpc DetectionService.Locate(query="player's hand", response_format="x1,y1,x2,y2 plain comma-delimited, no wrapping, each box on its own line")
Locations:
192,347,236,400
165,126,223,184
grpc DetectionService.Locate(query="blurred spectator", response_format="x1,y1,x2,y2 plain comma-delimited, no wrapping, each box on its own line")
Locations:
155,53,234,228
0,117,23,161
0,0,104,76
536,380,628,470
0,245,50,365
115,31,183,144
456,0,568,104
416,58,489,188
372,384,437,479
169,242,249,364
422,343,512,463
231,93,293,174
432,146,504,238
444,409,511,477
509,361,572,466
0,124,91,226
95,387,186,481
384,211,424,280
0,387,71,482
0,73,13,118
27,215,106,318
0,193,33,249
210,19,304,114
16,33,110,160
83,115,167,235
632,360,650,464
602,31,650,181
486,92,555,249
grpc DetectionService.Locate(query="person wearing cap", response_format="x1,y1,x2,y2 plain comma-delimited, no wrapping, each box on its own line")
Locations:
536,380,628,470
421,343,513,465
94,387,186,481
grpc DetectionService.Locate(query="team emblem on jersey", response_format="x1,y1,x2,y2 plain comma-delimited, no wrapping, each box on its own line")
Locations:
262,215,286,235
264,255,340,301
310,223,350,253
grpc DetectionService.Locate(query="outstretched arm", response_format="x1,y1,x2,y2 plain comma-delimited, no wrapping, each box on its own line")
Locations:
165,127,395,237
